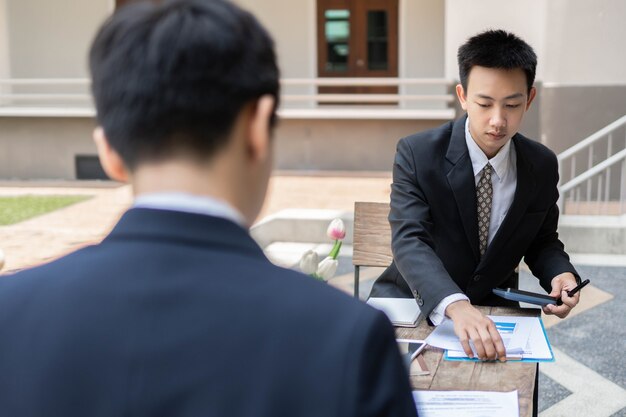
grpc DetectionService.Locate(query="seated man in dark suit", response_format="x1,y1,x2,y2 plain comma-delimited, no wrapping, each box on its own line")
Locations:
371,30,582,361
0,1,417,416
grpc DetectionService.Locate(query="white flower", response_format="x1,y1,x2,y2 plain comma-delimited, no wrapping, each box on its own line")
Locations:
299,249,319,275
326,218,346,240
316,256,338,281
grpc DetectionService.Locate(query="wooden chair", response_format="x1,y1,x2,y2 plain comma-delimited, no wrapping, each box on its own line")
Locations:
352,202,393,298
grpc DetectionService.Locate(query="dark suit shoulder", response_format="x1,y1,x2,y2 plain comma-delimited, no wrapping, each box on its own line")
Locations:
399,120,454,152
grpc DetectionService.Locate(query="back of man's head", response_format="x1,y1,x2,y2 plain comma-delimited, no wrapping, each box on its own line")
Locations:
89,0,280,171
457,29,537,94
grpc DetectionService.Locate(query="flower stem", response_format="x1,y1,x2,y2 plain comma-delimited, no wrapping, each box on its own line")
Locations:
329,240,342,260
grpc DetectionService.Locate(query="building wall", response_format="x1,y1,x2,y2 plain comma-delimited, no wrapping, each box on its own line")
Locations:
6,0,109,77
237,0,314,80
444,0,546,81
0,117,97,180
0,0,10,79
543,0,626,84
540,0,626,151
274,118,443,171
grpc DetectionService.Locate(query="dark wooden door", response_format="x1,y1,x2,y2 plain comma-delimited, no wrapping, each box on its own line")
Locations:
317,0,398,98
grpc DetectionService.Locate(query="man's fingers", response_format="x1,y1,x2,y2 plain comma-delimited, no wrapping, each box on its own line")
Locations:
468,329,487,360
459,336,474,358
487,324,507,361
476,328,497,360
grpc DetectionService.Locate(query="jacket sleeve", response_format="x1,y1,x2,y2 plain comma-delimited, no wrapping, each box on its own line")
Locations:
352,310,418,417
523,152,580,290
389,138,464,316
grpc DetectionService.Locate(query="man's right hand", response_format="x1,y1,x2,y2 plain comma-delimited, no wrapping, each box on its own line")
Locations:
445,300,506,361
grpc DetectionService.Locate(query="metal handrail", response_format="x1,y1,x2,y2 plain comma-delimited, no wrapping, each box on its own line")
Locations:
558,114,626,160
557,114,626,215
559,149,626,192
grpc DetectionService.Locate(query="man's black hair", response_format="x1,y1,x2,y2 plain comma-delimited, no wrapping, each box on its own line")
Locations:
89,0,280,169
457,29,537,94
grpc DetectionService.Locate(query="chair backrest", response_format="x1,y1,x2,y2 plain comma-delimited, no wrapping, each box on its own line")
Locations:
352,202,393,268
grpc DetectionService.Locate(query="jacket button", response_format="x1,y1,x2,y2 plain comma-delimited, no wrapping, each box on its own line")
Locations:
473,275,482,282
417,298,424,306
412,290,418,297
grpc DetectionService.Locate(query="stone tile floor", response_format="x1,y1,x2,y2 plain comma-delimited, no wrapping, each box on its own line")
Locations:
0,172,624,416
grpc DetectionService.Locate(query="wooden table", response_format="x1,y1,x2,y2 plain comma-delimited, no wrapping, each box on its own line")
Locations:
396,306,539,417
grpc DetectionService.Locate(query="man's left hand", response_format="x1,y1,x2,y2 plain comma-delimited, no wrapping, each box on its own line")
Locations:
543,272,579,318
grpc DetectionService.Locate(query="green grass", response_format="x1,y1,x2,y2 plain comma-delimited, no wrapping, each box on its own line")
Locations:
0,195,91,226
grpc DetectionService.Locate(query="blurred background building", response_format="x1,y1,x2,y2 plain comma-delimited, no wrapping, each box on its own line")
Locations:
0,0,624,219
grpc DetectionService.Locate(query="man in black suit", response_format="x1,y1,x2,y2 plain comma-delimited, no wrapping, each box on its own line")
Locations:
371,30,582,361
0,1,417,416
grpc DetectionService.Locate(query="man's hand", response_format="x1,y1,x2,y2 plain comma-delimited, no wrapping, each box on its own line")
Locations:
445,300,506,361
543,272,580,318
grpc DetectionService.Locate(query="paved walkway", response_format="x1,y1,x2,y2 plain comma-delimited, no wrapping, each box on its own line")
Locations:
0,173,624,416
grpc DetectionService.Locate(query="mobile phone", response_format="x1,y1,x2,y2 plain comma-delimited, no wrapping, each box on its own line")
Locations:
396,339,427,361
492,288,558,306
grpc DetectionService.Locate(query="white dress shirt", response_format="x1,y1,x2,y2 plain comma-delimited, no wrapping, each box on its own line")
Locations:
429,118,517,325
133,192,246,227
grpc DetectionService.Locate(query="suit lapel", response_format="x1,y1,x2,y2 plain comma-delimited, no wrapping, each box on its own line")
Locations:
481,135,537,264
445,116,480,262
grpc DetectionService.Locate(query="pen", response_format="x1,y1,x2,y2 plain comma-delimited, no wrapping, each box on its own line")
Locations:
556,279,590,305
567,279,590,297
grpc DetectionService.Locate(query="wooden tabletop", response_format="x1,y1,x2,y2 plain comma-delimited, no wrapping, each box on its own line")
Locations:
396,306,539,417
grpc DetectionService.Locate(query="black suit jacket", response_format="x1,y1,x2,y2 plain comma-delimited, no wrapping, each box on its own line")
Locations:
0,208,417,417
371,116,579,316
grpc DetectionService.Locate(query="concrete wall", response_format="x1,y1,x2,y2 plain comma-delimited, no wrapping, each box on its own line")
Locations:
540,86,626,153
444,0,546,81
273,118,443,171
0,117,97,180
238,0,314,79
0,0,9,79
543,0,626,85
6,0,109,77
540,0,626,153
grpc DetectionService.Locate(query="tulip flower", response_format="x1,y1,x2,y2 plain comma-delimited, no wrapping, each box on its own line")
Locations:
326,218,346,240
299,249,319,275
316,256,338,281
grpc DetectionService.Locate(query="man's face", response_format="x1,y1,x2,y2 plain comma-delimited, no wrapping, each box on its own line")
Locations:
456,66,536,158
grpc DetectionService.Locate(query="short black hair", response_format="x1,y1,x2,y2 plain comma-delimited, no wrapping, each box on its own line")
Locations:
457,29,537,94
89,0,280,169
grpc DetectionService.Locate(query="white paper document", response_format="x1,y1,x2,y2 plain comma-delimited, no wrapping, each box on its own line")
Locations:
413,390,519,417
366,297,421,327
425,315,553,361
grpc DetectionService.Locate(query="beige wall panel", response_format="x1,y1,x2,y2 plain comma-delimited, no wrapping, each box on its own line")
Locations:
273,118,444,171
6,0,109,77
543,0,626,84
0,0,9,79
400,0,444,78
236,0,314,79
0,117,97,179
444,0,546,81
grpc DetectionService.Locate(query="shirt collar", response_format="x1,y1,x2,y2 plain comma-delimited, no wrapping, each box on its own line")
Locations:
465,117,513,181
133,192,246,227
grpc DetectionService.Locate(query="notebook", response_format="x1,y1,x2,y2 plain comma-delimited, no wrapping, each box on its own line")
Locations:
366,297,422,327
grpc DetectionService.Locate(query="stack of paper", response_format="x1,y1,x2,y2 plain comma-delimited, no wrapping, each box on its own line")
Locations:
366,297,421,327
413,390,519,417
425,315,554,362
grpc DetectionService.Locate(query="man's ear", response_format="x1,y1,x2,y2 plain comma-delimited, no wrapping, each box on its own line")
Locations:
455,84,468,111
246,95,275,162
93,127,129,182
526,86,537,110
